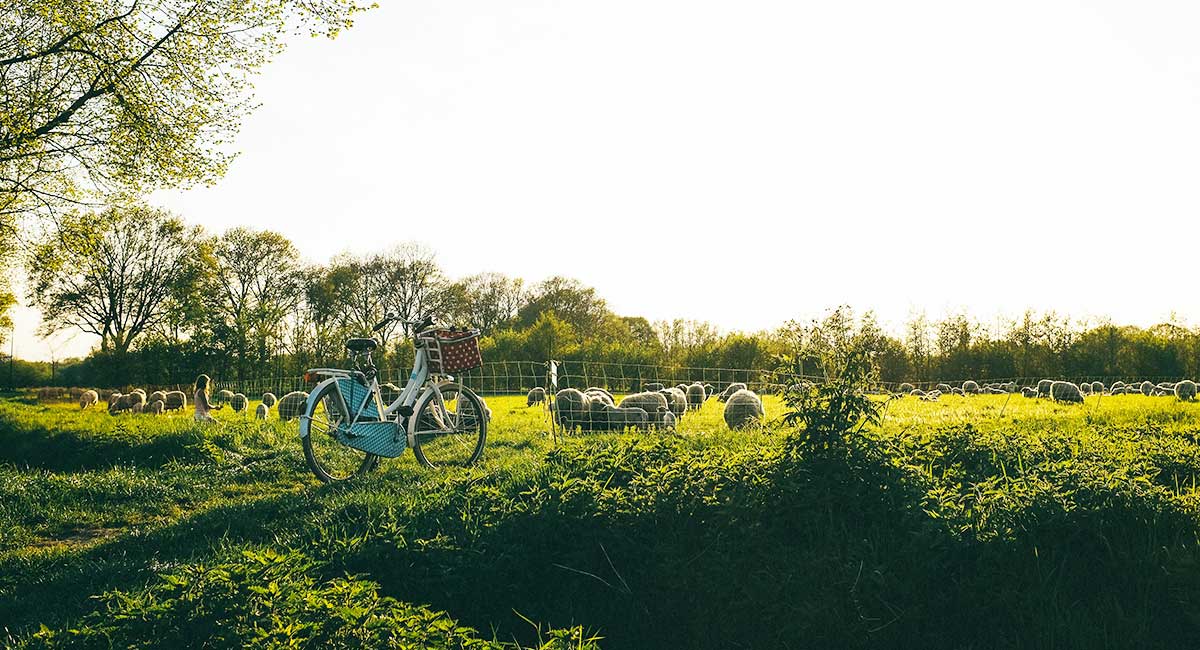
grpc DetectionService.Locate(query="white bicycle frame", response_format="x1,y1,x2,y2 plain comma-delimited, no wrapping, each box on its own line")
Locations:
300,340,457,449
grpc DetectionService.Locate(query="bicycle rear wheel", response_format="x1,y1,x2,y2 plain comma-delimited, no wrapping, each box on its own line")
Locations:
302,381,378,483
411,384,487,469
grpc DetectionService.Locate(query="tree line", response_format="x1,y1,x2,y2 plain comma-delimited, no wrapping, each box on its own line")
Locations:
7,203,1200,389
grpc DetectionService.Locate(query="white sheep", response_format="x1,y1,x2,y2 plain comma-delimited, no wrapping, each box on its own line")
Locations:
723,389,765,430
527,387,547,407
1050,381,1084,404
79,390,99,410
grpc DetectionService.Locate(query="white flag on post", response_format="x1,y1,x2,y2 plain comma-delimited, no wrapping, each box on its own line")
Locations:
548,360,558,391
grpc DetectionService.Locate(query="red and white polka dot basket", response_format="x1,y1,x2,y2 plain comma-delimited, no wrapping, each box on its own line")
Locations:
420,329,483,375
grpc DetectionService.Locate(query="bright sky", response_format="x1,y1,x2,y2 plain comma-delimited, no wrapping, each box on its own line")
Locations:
11,0,1200,361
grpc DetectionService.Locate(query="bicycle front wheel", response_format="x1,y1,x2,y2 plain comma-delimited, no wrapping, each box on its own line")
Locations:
410,383,487,469
302,381,378,483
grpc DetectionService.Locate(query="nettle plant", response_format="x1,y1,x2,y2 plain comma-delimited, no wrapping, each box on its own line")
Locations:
776,308,884,455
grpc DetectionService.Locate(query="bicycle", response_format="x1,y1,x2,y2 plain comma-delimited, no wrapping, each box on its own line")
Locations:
298,314,488,482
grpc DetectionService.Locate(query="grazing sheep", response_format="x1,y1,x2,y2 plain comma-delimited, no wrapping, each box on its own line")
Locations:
644,382,665,392
130,402,144,414
148,390,167,404
952,387,965,396
229,393,248,413
255,403,269,420
215,389,234,406
526,387,546,407
909,388,926,397
919,392,940,402
553,388,591,431
262,392,278,408
79,390,98,410
1021,387,1037,398
122,391,146,412
723,389,765,430
936,383,952,393
277,391,309,421
718,382,748,402
600,403,649,431
587,393,614,430
1175,380,1198,401
962,380,980,394
686,383,706,409
660,387,687,418
1111,381,1126,391
163,391,187,411
703,383,716,397
1037,380,1053,397
618,391,670,418
148,400,165,415
1140,381,1154,396
585,387,615,403
1050,381,1084,404
107,393,123,414
108,391,122,405
1091,381,1104,393
1080,383,1092,395
898,383,915,394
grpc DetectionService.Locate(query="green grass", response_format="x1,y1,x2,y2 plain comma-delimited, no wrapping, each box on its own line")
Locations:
4,392,1200,648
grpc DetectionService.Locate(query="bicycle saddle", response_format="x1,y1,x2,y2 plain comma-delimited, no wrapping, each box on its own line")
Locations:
345,337,378,353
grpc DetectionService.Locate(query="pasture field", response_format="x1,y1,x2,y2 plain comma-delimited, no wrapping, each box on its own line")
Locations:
3,391,1200,648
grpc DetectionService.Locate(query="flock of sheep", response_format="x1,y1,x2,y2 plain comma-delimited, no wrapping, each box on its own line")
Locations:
70,387,312,420
893,379,1200,404
528,381,766,432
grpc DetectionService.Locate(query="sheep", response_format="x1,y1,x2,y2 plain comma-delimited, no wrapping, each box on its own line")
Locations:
587,392,614,430
962,380,980,394
618,391,670,419
718,382,748,402
526,387,547,406
909,388,926,397
79,390,99,410
552,388,591,431
1111,381,1126,391
255,403,269,419
898,382,915,394
703,383,716,397
215,389,234,406
130,402,144,414
1037,379,1053,397
1140,381,1154,396
659,387,688,418
1091,381,1105,393
1175,380,1198,401
262,392,278,408
585,387,615,403
596,403,648,431
919,392,940,402
1080,382,1092,395
685,383,707,410
936,383,952,393
163,391,187,411
723,389,765,430
1050,381,1084,404
644,382,665,392
107,391,122,406
148,390,167,405
107,392,123,414
1021,387,1037,398
277,391,309,421
229,393,248,413
951,387,965,396
122,391,146,412
148,399,165,415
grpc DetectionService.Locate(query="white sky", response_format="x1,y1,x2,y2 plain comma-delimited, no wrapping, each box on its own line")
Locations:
10,0,1200,361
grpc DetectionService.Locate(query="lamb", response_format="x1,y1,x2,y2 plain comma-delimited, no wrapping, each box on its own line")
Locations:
553,388,591,431
130,402,144,414
148,390,167,404
163,391,187,411
718,382,748,402
255,403,269,419
686,383,706,409
723,389,765,430
122,391,146,412
148,399,165,415
229,393,248,413
587,392,614,430
1037,379,1053,397
79,390,98,410
527,387,547,406
262,392,278,408
1175,380,1198,402
962,380,980,394
618,391,670,419
599,403,649,431
658,407,677,431
277,391,309,421
1021,387,1037,398
660,387,688,418
1049,381,1084,404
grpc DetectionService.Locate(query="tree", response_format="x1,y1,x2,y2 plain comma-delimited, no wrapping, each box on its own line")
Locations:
205,227,304,380
374,243,455,338
516,276,610,337
0,0,370,222
26,203,201,355
457,272,525,333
